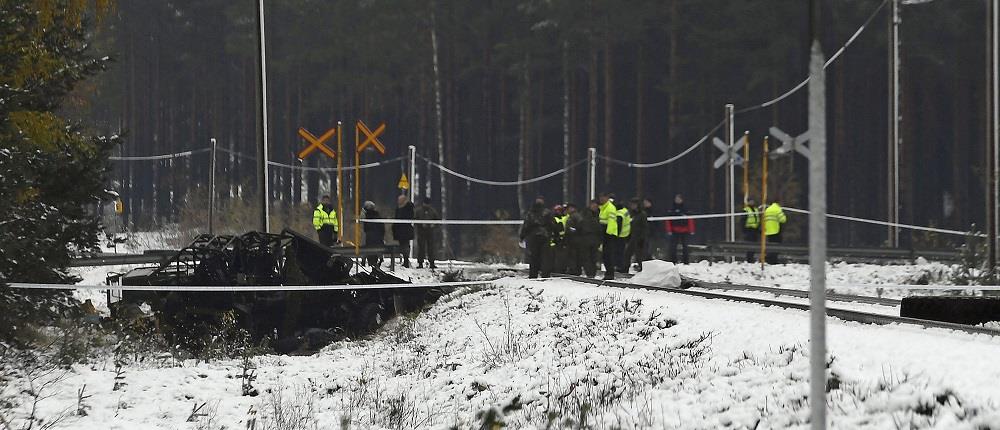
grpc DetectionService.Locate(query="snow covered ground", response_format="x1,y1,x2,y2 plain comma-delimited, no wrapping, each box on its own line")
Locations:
6,268,1000,429
676,260,966,299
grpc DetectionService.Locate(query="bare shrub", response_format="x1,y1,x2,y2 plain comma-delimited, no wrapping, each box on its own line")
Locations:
0,349,73,430
256,385,318,430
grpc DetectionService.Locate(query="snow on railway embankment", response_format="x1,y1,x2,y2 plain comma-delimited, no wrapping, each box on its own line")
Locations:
9,276,1000,429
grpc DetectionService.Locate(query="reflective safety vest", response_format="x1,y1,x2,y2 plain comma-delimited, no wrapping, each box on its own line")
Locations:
551,215,569,246
763,203,786,236
313,205,339,231
617,208,632,238
599,200,619,236
744,206,760,229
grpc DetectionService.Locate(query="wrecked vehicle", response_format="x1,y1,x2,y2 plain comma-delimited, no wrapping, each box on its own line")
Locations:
106,229,433,352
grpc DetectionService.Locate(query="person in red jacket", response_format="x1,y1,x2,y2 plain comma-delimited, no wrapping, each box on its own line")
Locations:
665,194,695,264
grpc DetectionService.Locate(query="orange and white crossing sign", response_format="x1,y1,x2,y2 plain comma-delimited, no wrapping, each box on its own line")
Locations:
356,120,386,154
297,127,337,160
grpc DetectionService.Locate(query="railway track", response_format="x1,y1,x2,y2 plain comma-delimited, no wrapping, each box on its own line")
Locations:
688,280,901,306
564,275,1000,337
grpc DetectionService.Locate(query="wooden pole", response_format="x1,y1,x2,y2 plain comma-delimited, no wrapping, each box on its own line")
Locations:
742,131,750,204
337,121,344,243
355,121,361,255
760,136,769,270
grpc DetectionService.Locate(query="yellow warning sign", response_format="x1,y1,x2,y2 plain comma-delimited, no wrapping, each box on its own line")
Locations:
397,173,410,190
114,198,124,214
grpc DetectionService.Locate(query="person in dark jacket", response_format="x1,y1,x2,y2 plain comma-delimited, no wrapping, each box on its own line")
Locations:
665,194,695,264
624,197,649,272
414,197,440,269
520,196,556,279
362,201,385,267
392,195,415,268
568,200,603,277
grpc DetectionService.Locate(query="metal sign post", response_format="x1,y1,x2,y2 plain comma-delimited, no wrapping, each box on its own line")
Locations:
725,104,735,244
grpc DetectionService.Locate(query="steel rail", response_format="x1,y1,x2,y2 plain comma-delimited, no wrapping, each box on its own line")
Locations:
691,280,901,306
564,276,1000,337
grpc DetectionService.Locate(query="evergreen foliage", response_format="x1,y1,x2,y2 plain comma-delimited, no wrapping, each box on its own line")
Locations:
0,0,117,344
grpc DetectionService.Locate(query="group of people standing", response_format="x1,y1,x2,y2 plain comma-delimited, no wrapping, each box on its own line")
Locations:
519,192,697,280
741,198,787,264
311,194,441,269
311,190,788,276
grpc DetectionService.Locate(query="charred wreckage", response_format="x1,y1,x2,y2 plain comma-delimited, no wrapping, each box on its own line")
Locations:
106,229,438,352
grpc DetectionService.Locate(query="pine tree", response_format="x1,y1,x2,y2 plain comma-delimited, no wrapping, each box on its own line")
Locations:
0,0,118,344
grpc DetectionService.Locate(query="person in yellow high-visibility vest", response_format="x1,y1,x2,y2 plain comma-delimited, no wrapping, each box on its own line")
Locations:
598,192,620,280
763,199,787,264
312,195,339,247
742,198,760,262
615,203,632,273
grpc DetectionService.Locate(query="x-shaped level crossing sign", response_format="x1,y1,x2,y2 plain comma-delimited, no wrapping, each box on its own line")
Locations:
297,127,337,160
356,120,386,155
712,135,746,169
769,126,811,159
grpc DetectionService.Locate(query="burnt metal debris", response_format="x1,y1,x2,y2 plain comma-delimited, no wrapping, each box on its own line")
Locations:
106,229,431,352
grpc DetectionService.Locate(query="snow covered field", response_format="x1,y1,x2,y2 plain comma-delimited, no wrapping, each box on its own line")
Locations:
6,266,1000,429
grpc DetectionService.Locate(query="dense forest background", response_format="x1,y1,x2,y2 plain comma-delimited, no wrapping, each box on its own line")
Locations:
73,0,989,249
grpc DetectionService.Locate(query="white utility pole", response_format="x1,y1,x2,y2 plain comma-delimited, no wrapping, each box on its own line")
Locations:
808,1,828,428
725,103,735,244
256,0,270,232
989,0,999,273
887,0,900,248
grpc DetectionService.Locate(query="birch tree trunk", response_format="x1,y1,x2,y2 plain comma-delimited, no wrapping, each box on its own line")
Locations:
430,3,448,246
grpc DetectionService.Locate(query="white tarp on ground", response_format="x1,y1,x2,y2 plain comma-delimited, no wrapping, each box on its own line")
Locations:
629,259,682,288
